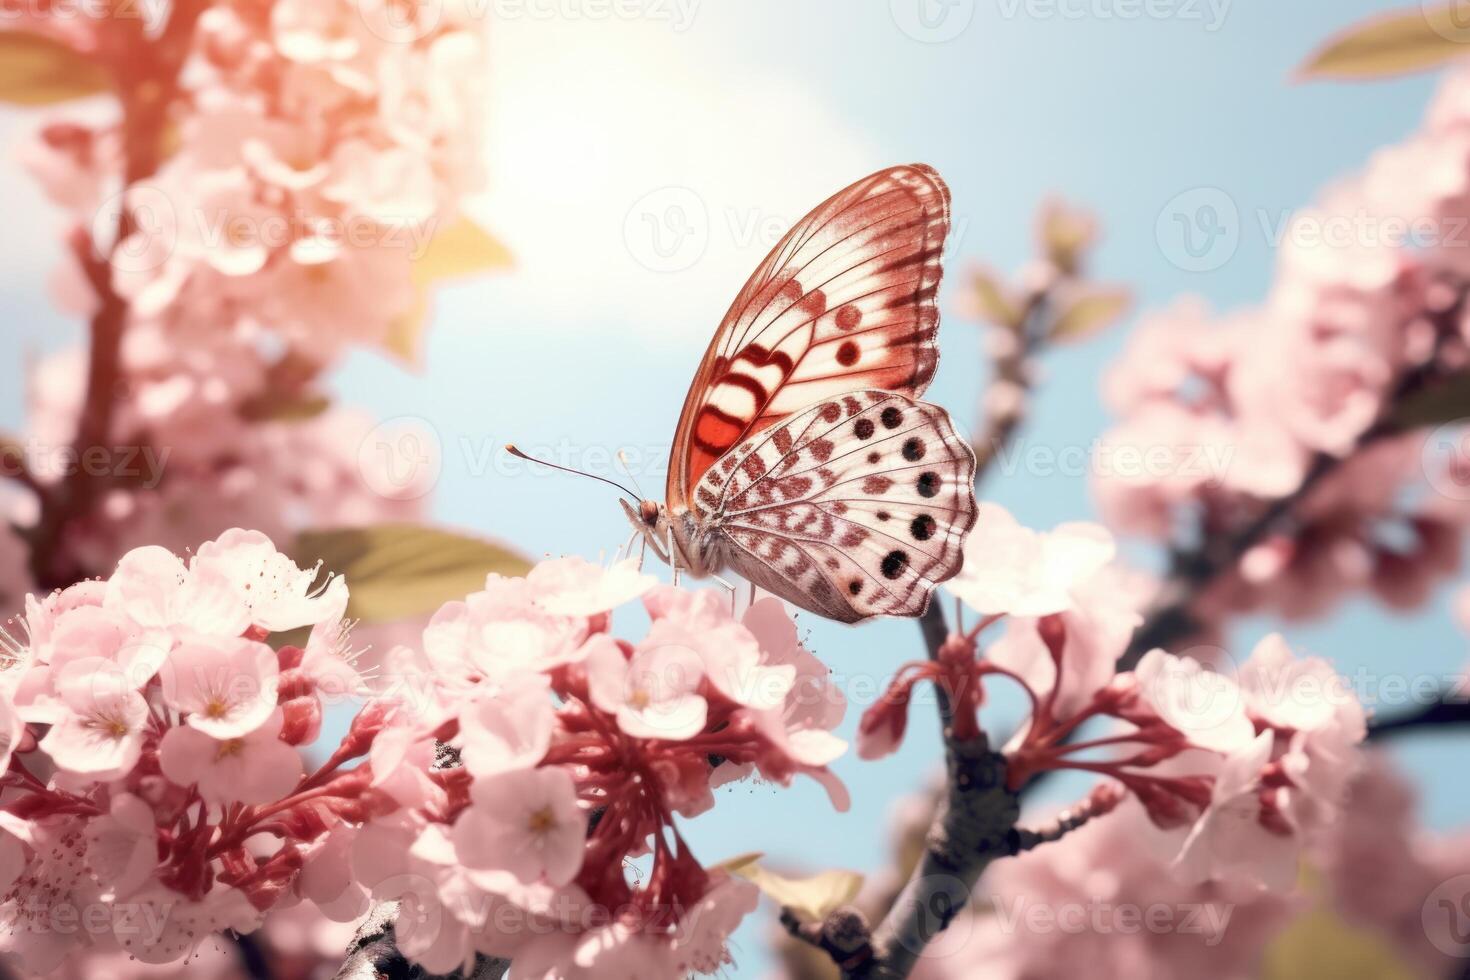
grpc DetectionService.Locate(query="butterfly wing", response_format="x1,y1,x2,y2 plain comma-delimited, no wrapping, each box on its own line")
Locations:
666,164,951,508
695,390,977,623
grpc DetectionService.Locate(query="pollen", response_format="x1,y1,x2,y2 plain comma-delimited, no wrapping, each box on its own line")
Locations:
526,806,556,835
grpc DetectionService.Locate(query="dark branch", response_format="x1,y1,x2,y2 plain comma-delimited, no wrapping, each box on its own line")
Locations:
1367,688,1470,741
333,902,509,980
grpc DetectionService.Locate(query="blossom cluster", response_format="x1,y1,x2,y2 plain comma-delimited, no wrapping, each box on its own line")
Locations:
4,0,486,591
353,558,849,977
0,529,371,972
861,504,1367,891
1092,67,1470,628
0,530,845,977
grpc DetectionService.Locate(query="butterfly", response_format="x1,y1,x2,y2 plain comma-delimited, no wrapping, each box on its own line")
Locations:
516,165,978,623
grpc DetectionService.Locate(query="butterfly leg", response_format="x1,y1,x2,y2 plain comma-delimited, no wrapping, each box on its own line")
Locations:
617,529,638,563
711,573,737,615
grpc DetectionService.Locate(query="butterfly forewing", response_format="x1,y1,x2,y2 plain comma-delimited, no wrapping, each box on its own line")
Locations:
666,164,951,507
697,390,977,623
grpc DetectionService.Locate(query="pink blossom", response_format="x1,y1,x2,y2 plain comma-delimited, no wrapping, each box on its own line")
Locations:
37,657,150,779
1130,649,1254,755
159,708,303,805
454,672,555,777
116,881,262,965
83,793,157,899
104,544,250,637
452,767,587,887
948,503,1117,617
161,633,280,738
644,588,794,711
1172,731,1298,889
587,635,709,741
912,797,1297,980
192,528,343,634
526,556,655,617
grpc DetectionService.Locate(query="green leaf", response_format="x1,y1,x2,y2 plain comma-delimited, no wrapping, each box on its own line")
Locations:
726,857,863,923
1298,5,1470,81
293,525,531,623
0,31,110,106
1049,285,1131,342
1390,372,1470,429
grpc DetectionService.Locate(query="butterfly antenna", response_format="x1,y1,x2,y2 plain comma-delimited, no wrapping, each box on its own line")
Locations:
616,449,647,499
505,444,639,502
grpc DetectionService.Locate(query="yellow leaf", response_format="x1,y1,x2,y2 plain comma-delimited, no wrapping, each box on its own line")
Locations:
1261,873,1418,980
1298,5,1470,81
0,31,109,107
294,524,531,624
1049,285,1131,342
728,859,864,923
412,216,513,287
382,218,510,367
384,293,432,369
1038,198,1097,275
966,267,1022,330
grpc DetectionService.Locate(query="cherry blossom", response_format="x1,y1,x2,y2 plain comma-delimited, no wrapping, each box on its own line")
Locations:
348,556,848,976
160,633,280,739
865,506,1365,895
158,708,304,805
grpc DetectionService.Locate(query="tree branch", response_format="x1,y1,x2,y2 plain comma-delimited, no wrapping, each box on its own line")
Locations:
1367,688,1470,741
25,0,205,589
1118,283,1469,671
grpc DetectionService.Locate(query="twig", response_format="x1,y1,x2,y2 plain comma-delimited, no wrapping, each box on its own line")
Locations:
1118,283,1469,671
1367,688,1470,741
1117,450,1340,671
810,602,1016,980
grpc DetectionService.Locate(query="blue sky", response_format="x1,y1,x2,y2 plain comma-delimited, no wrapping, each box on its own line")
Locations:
1,2,1466,975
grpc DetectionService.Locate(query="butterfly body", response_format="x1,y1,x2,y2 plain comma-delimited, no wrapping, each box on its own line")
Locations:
629,164,979,623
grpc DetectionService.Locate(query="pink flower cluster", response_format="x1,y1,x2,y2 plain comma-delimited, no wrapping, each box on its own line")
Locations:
6,0,486,586
911,796,1297,980
0,529,372,972
861,505,1367,890
1093,67,1470,625
0,532,846,976
1316,754,1470,976
353,558,849,978
30,0,484,367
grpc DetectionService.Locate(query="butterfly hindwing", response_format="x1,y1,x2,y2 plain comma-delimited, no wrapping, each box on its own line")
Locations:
666,165,951,507
696,390,977,623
